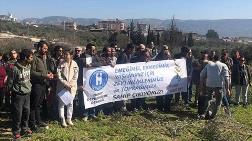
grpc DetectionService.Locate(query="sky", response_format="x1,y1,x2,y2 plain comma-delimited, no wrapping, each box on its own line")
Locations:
0,0,252,20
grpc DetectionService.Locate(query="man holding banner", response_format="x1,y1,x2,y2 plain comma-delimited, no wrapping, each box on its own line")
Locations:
100,46,117,115
81,43,102,121
154,45,173,112
130,48,152,111
82,51,188,111
114,43,135,113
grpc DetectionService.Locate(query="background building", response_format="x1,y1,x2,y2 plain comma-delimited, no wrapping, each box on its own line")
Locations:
0,13,17,22
97,19,125,32
62,21,77,30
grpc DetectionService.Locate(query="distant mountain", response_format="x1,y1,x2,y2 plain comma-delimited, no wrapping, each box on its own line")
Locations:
23,16,101,25
123,19,252,37
22,16,252,37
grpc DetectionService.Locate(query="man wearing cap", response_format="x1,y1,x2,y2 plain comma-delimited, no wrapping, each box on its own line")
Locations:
155,45,173,112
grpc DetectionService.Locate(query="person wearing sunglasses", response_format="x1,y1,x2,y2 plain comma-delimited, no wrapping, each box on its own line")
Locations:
74,46,83,59
232,56,251,107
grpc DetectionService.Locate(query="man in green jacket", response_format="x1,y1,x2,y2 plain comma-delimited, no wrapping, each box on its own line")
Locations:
9,49,33,139
30,41,53,131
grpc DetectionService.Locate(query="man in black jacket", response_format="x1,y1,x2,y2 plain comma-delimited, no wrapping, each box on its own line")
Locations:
77,43,102,121
114,43,135,113
155,45,173,112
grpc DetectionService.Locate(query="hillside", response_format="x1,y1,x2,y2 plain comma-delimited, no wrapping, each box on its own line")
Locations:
23,16,252,37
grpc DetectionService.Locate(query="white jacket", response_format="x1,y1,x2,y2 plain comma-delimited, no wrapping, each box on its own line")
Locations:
56,60,79,96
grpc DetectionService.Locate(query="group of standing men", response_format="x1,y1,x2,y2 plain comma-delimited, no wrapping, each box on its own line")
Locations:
0,40,251,139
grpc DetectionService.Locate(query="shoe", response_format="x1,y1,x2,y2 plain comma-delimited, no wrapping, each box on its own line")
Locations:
90,115,97,119
66,119,74,126
205,111,214,120
61,118,67,128
37,121,48,127
21,129,32,137
30,125,41,133
14,133,21,140
197,114,205,120
164,108,171,113
89,115,98,121
185,104,190,110
133,108,138,112
234,102,239,106
82,116,88,121
123,111,132,116
243,103,248,108
26,129,32,135
224,107,232,117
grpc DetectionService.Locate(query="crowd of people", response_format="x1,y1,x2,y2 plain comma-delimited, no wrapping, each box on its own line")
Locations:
0,40,251,139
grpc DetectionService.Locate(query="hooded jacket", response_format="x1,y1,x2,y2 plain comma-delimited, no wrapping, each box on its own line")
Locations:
8,62,32,95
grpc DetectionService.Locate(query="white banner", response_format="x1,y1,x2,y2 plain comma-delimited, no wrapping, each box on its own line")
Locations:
83,59,187,109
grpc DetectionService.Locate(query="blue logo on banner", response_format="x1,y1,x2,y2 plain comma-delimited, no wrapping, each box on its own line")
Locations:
89,70,108,91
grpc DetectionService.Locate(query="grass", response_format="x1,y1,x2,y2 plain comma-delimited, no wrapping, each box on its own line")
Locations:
24,104,252,141
1,91,252,141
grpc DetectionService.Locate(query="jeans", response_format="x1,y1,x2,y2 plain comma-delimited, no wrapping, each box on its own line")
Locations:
235,85,249,104
205,87,223,117
222,94,229,107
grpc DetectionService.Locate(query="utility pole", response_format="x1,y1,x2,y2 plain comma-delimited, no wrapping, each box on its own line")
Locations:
63,21,66,31
27,24,30,36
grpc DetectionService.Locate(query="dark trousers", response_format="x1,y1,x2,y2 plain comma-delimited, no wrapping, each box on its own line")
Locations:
12,93,30,135
47,82,58,120
77,90,85,116
188,83,193,101
77,90,95,117
102,102,114,115
0,87,5,108
85,107,96,117
30,83,46,127
156,94,173,111
114,101,127,112
205,87,223,117
175,92,189,105
0,87,11,109
197,94,209,115
131,98,146,110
